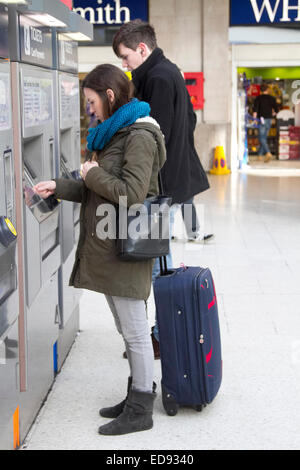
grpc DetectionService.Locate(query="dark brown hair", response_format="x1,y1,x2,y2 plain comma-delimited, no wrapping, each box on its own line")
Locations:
82,64,134,119
113,19,157,57
260,83,269,93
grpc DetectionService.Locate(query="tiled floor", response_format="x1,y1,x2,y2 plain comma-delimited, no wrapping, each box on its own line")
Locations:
22,172,300,450
249,156,300,167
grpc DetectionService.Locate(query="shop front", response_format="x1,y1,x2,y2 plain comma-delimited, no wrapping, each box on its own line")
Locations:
230,0,300,172
237,66,300,169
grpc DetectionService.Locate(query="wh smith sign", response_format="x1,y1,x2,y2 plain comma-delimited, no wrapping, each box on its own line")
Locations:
230,0,300,26
73,0,148,25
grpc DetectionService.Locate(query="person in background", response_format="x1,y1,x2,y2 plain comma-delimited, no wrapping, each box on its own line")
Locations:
33,64,167,436
112,20,212,359
253,83,279,163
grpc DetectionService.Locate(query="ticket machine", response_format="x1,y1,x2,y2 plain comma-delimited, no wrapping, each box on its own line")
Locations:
0,4,20,451
53,34,82,371
8,1,70,442
51,13,92,371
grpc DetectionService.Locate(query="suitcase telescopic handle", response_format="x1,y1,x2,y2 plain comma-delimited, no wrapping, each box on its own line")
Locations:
159,256,168,276
158,171,170,277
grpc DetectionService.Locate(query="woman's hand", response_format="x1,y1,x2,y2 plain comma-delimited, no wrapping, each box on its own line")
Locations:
81,161,99,180
33,180,56,199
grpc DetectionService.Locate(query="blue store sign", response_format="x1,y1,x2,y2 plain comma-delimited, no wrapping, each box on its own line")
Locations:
73,0,149,25
230,0,300,26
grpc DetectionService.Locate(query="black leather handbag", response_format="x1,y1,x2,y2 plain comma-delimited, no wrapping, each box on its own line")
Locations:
116,174,172,261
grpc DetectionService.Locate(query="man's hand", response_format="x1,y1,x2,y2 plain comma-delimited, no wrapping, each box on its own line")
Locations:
33,180,56,199
81,161,99,180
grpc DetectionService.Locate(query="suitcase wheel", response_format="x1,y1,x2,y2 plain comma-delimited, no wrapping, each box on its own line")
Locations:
164,400,179,416
162,387,179,416
194,405,203,412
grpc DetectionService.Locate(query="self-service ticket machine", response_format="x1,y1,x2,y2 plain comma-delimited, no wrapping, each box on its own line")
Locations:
52,34,82,371
0,4,20,451
8,1,70,442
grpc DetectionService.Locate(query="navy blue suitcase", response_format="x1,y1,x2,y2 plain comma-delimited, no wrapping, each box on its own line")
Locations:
154,265,222,416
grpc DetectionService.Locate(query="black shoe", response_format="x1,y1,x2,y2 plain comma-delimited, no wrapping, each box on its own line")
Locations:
98,389,156,436
187,233,214,243
203,233,214,241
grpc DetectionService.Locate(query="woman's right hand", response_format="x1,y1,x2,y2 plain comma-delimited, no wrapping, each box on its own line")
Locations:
33,180,56,199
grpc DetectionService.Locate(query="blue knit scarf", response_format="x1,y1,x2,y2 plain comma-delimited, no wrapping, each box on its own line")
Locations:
86,98,150,151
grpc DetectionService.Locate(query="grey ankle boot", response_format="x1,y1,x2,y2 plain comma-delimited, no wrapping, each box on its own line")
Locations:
99,379,157,419
98,388,156,436
99,377,132,418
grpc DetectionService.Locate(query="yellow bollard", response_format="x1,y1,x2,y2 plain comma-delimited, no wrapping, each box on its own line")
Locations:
210,146,231,175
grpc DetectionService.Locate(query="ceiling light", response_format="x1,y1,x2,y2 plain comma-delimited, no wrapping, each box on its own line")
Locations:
63,32,91,41
61,11,93,42
25,13,66,27
1,0,28,3
18,0,69,27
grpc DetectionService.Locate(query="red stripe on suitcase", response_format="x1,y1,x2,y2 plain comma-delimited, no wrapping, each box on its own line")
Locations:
208,296,216,309
206,347,212,363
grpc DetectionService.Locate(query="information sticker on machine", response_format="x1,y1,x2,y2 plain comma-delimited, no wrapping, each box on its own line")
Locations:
0,72,11,131
59,74,80,126
23,76,53,128
0,339,5,365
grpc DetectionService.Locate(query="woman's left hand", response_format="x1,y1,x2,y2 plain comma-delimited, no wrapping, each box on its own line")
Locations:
82,161,99,180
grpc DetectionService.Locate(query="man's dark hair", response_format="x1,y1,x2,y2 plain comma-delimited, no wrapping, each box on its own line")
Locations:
260,83,269,93
113,19,157,56
82,64,134,120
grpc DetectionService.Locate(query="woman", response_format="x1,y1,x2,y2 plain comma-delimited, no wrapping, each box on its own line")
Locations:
33,64,166,436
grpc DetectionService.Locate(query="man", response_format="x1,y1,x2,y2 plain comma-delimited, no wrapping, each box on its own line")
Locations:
113,20,211,357
253,83,279,162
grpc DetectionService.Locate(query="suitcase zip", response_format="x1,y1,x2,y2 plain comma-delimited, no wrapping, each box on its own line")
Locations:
169,269,202,405
195,269,210,404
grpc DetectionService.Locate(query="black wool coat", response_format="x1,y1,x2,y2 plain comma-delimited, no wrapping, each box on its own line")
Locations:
132,48,209,204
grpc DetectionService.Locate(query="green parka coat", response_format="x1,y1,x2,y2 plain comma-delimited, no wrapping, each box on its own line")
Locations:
54,119,166,301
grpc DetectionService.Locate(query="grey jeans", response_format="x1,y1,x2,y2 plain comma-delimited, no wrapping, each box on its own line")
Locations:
105,295,154,393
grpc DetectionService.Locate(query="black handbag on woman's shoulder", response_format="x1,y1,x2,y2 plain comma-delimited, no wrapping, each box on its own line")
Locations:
116,174,172,261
